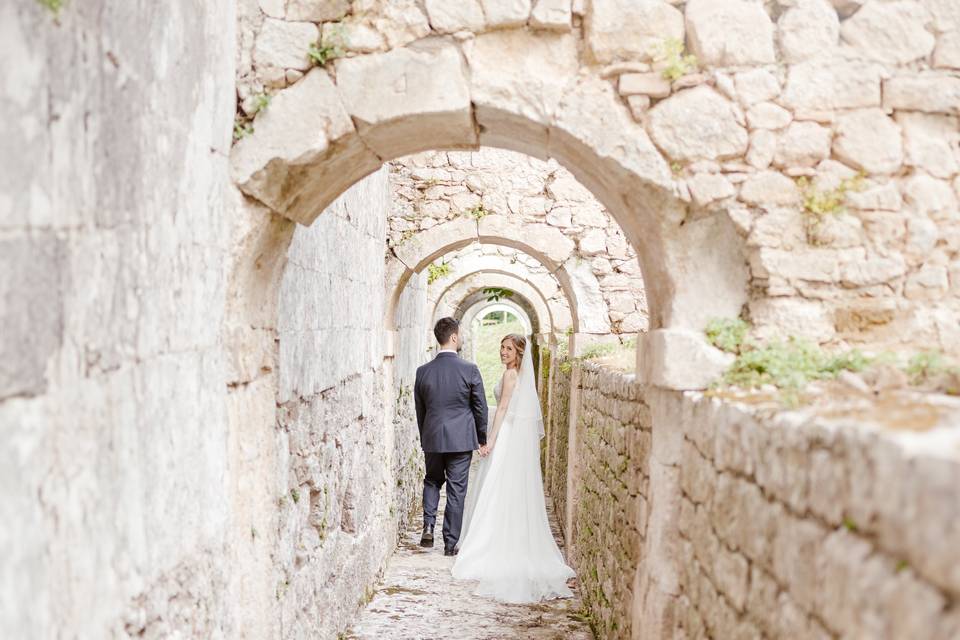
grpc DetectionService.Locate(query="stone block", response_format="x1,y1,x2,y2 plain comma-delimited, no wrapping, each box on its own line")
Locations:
746,102,792,130
648,86,749,161
898,112,960,179
0,235,65,399
782,60,882,111
619,72,672,98
336,42,477,160
285,0,351,21
639,329,735,391
685,0,776,66
480,0,532,28
713,546,749,612
778,0,840,63
772,515,826,612
841,0,936,64
934,30,960,68
833,109,904,175
254,18,318,71
739,171,800,206
883,74,960,114
687,172,736,207
424,0,486,33
231,69,382,224
585,0,684,64
465,30,578,158
774,121,832,168
530,0,572,30
734,68,780,106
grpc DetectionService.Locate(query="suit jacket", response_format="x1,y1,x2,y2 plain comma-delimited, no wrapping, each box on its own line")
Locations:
414,352,489,453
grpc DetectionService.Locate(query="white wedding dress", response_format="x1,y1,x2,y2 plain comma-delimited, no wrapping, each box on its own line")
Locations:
452,347,575,603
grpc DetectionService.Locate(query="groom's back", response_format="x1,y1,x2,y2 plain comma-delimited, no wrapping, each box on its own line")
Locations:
414,353,487,453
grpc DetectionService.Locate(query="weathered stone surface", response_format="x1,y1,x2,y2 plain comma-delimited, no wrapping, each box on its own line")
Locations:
782,61,882,110
286,0,351,22
883,74,960,114
424,0,485,33
898,112,960,179
750,298,835,342
840,254,907,287
481,0,532,28
479,215,576,265
918,0,960,32
774,121,832,168
685,0,776,66
778,0,840,63
619,72,672,98
933,30,960,68
530,0,573,30
747,102,792,130
231,69,382,224
648,86,749,161
640,329,735,390
585,0,684,64
740,171,801,206
734,69,780,106
336,42,477,159
902,173,959,217
688,173,736,207
833,109,904,174
254,18,318,71
747,129,777,169
466,30,578,156
841,0,936,64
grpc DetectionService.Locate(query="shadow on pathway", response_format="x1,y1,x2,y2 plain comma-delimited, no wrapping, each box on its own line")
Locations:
346,494,595,640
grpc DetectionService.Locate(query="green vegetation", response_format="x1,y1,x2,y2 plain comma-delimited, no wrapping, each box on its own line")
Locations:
705,317,750,354
474,312,526,406
290,488,300,504
308,24,346,66
426,260,451,284
38,0,65,16
252,92,272,113
233,119,254,141
232,92,271,142
906,350,954,385
482,287,513,302
466,204,490,219
796,173,866,242
655,38,698,82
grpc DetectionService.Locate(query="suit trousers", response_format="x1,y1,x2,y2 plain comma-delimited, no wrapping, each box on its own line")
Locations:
422,450,473,549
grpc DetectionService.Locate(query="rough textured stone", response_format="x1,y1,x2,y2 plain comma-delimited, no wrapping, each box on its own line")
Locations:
747,102,793,130
336,42,477,159
481,0,532,28
782,61,882,110
734,69,780,106
286,0,351,22
530,0,573,30
619,72,672,98
740,171,801,206
883,74,960,114
841,0,936,64
641,329,735,390
687,173,736,207
833,109,904,174
898,112,960,179
774,121,832,168
254,18,318,71
778,0,841,63
648,86,749,161
585,0,685,64
933,30,960,68
424,0,485,33
685,0,776,66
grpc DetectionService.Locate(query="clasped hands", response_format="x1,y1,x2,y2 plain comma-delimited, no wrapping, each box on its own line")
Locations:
478,442,494,457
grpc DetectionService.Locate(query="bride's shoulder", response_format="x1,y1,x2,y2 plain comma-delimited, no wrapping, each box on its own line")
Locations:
503,368,519,383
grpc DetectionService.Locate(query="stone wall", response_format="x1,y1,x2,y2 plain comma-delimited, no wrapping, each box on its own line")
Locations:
546,362,960,639
572,365,652,640
389,149,649,335
544,357,573,531
1,1,237,636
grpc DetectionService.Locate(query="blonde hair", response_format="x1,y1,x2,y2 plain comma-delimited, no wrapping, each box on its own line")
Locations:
501,334,527,368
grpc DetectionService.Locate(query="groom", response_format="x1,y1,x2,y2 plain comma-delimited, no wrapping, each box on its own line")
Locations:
414,317,489,556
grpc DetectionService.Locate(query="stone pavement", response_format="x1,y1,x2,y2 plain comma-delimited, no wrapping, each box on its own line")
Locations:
345,495,595,640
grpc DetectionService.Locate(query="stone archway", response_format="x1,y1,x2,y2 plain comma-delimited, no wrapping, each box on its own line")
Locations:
230,30,749,388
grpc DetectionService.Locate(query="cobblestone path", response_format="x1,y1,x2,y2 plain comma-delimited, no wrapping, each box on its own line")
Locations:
346,496,595,640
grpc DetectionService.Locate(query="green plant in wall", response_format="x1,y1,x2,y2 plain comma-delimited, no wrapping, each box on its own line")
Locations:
466,204,490,220
308,23,346,66
705,317,750,354
427,260,451,284
796,172,866,243
483,287,514,302
233,118,254,141
37,0,66,16
654,38,698,82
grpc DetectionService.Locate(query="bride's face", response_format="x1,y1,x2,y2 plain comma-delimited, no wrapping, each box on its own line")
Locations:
500,339,518,368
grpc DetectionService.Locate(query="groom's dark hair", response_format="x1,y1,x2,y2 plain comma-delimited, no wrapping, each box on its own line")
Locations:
434,317,459,345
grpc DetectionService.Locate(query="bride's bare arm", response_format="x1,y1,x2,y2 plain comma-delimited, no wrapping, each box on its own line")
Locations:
487,369,518,449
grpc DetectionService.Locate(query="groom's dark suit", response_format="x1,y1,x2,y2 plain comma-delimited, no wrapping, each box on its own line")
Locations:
414,351,488,550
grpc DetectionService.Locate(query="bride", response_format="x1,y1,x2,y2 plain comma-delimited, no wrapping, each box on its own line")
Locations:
451,334,575,603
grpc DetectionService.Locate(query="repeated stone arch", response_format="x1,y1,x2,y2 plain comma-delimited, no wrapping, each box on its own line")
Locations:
386,215,611,337
432,270,561,339
230,29,751,388
460,299,535,366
